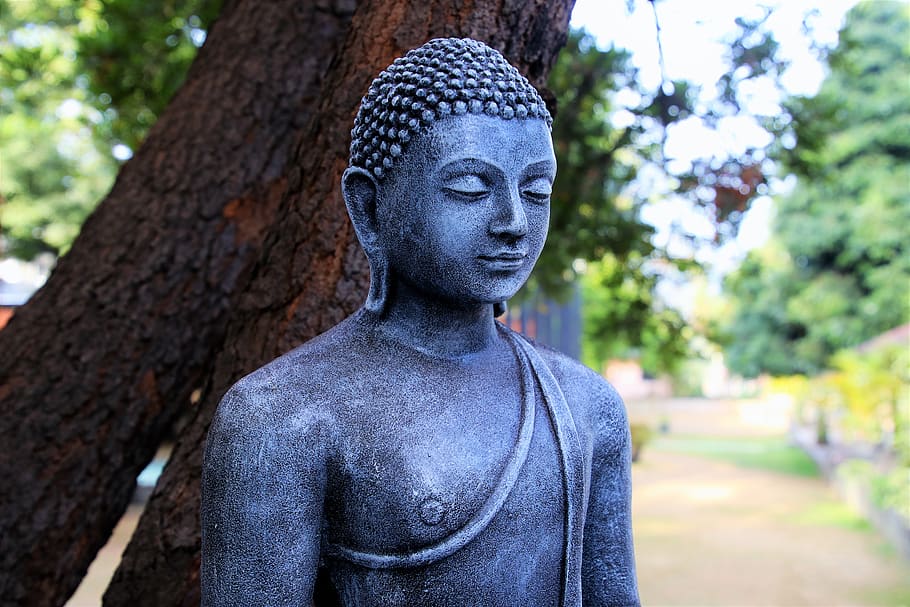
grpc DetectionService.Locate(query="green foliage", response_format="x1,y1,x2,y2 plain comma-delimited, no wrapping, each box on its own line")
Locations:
772,342,909,522
539,31,694,375
840,460,910,526
654,435,821,478
672,9,785,241
722,1,910,376
0,0,115,257
532,30,656,299
722,245,813,376
830,345,909,447
580,253,690,375
76,0,221,150
789,500,872,532
716,11,786,115
859,587,910,607
669,358,707,398
546,13,815,374
770,343,908,447
0,0,219,258
629,422,653,463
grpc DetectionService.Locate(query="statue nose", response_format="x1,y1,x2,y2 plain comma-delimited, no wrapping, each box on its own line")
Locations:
490,185,528,237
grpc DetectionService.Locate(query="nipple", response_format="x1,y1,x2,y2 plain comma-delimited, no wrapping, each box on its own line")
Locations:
419,496,446,526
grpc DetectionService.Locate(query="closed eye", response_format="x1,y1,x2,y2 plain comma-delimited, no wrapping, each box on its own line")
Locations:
443,174,490,200
522,178,552,203
523,189,550,201
443,187,489,200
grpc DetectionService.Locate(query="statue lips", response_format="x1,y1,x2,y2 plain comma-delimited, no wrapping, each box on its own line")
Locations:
477,249,528,271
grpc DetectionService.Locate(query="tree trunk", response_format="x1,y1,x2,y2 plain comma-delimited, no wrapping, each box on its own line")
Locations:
104,1,575,605
0,1,357,605
0,0,574,603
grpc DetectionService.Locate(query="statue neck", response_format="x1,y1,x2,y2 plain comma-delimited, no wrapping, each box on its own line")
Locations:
371,278,500,359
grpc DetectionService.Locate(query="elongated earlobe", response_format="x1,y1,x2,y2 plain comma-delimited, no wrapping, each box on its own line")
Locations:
365,256,390,314
342,167,389,314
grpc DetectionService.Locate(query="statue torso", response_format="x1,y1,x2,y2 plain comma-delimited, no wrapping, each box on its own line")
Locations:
273,313,592,606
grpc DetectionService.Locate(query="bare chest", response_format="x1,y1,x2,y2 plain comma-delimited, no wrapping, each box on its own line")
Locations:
322,371,566,560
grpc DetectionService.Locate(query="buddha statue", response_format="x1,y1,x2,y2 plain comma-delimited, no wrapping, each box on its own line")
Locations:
201,38,639,607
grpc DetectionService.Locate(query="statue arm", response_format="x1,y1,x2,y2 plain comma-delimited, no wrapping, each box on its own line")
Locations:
581,382,641,606
201,380,328,606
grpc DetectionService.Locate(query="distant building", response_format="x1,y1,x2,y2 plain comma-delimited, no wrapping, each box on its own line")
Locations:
501,287,582,360
0,257,48,331
603,359,673,400
855,323,910,353
0,279,38,330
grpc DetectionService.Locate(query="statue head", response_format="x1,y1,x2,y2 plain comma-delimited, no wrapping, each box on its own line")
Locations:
343,38,555,315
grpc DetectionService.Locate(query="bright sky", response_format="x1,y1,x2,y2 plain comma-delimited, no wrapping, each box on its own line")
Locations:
570,0,859,307
571,0,857,96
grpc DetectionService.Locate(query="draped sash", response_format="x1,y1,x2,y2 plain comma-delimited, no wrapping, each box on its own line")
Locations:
324,325,586,607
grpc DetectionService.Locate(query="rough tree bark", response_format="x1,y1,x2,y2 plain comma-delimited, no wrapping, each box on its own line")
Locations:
0,1,356,605
0,0,574,604
103,1,576,605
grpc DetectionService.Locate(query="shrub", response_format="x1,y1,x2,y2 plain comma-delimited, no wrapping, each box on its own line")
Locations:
630,423,653,463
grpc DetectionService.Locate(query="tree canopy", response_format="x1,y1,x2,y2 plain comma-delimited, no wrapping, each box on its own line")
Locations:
537,30,692,374
545,13,799,375
0,1,578,603
2,4,696,373
721,0,910,377
2,1,815,377
0,0,219,258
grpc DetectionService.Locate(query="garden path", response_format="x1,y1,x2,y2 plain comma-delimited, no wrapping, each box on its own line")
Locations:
66,398,910,606
631,397,910,607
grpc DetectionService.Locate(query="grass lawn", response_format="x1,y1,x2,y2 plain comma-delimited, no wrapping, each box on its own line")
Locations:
650,434,821,478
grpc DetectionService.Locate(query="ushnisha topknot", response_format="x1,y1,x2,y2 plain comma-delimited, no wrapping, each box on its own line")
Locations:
349,37,552,180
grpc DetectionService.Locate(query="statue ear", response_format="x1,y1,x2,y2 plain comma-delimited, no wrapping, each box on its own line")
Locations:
342,167,381,252
342,166,389,313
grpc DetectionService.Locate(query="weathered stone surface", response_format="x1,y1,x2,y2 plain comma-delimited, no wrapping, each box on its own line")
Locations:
201,38,639,607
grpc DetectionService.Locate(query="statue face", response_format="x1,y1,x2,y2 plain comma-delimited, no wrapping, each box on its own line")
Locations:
376,113,555,308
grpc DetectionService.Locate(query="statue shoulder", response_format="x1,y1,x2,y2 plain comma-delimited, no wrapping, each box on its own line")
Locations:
208,314,378,455
210,364,336,453
533,343,629,455
218,316,367,420
209,344,350,455
201,348,336,602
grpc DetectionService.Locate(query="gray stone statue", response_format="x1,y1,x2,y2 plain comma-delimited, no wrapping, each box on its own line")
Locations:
201,38,639,606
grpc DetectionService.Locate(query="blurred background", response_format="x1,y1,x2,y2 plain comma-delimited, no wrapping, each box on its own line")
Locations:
1,0,907,605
